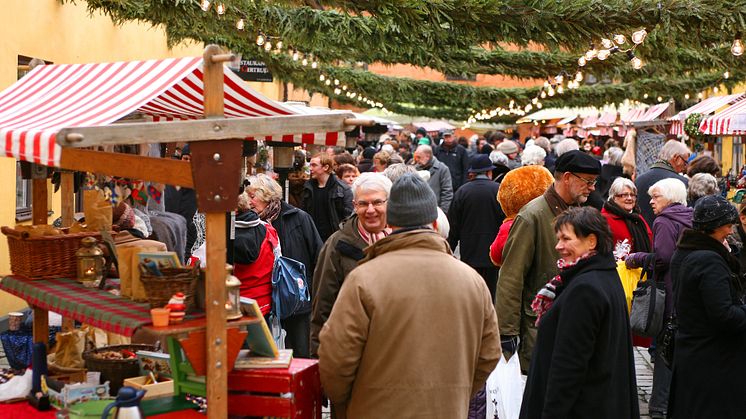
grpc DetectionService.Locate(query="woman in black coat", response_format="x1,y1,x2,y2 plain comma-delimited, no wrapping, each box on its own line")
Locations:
668,195,746,419
246,173,323,358
520,207,639,419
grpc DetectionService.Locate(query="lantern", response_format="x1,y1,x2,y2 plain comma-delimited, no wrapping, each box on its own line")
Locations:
225,265,243,320
76,237,104,287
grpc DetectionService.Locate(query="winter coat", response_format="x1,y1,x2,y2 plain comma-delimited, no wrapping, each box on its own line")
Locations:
448,177,505,268
232,211,278,316
489,219,514,267
634,161,689,226
271,202,323,282
738,225,746,278
318,229,501,419
417,156,454,213
601,207,653,253
627,203,692,316
496,194,561,369
520,253,639,419
668,229,746,419
435,143,470,191
310,215,367,357
597,163,624,200
357,158,374,173
300,174,354,241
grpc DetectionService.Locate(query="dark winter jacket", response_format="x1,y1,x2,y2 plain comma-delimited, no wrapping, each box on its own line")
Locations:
520,253,639,419
634,160,689,226
598,163,624,200
271,201,323,284
447,176,505,268
357,158,374,173
668,229,746,419
300,174,354,241
627,203,692,315
435,142,470,191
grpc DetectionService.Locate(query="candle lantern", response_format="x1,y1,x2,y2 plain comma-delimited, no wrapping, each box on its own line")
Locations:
76,237,104,287
225,264,243,320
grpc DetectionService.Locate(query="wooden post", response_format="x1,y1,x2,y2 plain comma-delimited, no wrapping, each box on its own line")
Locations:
32,178,48,225
203,44,229,419
32,306,49,345
60,171,75,227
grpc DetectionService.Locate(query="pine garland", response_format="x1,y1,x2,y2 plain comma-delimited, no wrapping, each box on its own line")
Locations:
684,113,704,139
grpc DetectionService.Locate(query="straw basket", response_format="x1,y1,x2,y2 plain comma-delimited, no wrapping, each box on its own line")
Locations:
83,344,156,395
140,266,199,310
1,226,102,279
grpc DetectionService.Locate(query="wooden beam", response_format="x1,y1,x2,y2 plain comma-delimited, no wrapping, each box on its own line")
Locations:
32,178,48,225
56,113,359,148
60,148,193,187
32,306,49,345
60,172,75,228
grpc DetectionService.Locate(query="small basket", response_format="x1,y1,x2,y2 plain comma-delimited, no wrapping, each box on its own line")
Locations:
83,344,156,396
140,266,199,310
1,226,101,279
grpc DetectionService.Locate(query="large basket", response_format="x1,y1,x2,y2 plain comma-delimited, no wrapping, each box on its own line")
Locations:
140,266,199,310
83,344,156,396
1,226,102,279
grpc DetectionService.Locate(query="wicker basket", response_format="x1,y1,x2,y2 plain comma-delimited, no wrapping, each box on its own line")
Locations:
1,226,102,279
140,266,199,310
83,344,156,396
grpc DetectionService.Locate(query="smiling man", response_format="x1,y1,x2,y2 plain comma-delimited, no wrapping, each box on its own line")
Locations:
310,173,393,358
496,150,601,371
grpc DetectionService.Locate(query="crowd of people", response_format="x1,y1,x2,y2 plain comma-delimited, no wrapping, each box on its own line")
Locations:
227,129,746,419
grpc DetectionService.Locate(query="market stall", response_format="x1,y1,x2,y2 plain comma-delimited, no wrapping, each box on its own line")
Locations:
668,94,745,135
0,45,363,418
698,98,746,174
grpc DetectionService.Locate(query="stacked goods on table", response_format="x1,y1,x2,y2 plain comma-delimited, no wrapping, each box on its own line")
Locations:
83,344,156,396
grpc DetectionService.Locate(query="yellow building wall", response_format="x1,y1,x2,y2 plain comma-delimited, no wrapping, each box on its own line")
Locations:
0,0,291,315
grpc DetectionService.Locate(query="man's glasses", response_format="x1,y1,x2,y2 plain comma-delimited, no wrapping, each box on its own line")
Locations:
570,172,597,186
354,199,387,209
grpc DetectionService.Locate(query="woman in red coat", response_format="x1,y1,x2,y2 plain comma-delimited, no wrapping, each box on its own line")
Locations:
601,177,653,347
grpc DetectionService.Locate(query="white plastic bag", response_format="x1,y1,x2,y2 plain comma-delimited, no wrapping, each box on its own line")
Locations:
0,369,32,402
486,355,525,419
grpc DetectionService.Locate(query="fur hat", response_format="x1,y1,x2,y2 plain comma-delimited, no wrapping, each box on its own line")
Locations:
497,165,554,220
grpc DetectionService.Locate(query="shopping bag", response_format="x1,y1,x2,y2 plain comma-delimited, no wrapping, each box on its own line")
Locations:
629,254,665,337
616,261,644,312
486,355,525,419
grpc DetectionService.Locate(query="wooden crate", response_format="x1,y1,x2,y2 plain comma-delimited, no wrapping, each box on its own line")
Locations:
123,376,174,400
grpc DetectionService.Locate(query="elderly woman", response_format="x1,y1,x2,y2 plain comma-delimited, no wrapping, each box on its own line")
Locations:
602,177,652,255
521,144,547,166
668,195,745,418
626,177,691,418
246,173,323,358
598,146,624,199
687,172,719,207
521,207,638,419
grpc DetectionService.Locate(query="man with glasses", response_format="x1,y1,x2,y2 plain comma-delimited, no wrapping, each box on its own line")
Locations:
311,173,393,358
496,150,601,371
635,140,691,226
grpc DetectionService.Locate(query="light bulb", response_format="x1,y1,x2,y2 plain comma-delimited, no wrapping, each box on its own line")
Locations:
555,75,564,84
585,49,597,61
684,93,690,100
319,74,325,81
698,92,704,99
292,51,300,61
216,3,226,15
256,34,265,46
301,58,308,66
613,34,626,45
578,56,587,67
537,102,543,109
631,56,643,70
541,91,547,99
342,85,347,91
334,79,340,86
334,88,341,95
557,85,564,94
714,86,719,93
544,80,550,88
311,61,318,69
200,0,211,12
509,100,515,108
325,79,331,86
601,38,613,49
525,104,532,112
548,86,555,97
575,71,583,82
236,19,245,31
264,42,272,52
631,28,647,44
275,41,283,51
531,97,538,104
732,38,744,56
724,71,730,79
597,49,611,60
657,96,663,102
643,93,649,99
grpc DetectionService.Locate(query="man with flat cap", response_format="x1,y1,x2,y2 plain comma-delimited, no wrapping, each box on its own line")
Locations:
496,150,601,371
448,154,505,302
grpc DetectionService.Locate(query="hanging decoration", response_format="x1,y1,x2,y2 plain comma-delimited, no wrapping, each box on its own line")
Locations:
684,113,704,140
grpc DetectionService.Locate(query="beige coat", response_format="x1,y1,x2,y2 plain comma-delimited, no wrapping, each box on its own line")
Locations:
319,229,500,419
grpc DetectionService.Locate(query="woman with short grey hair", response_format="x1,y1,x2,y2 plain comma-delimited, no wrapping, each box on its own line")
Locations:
521,145,547,166
687,173,719,207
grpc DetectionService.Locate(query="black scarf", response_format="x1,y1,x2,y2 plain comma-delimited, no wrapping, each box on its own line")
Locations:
603,200,652,253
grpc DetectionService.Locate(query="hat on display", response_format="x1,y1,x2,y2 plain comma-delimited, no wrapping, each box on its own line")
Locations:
387,174,438,228
497,141,519,155
693,195,738,232
468,154,496,173
554,150,602,175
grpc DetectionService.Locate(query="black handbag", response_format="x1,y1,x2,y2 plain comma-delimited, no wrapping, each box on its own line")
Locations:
629,254,666,338
659,315,677,368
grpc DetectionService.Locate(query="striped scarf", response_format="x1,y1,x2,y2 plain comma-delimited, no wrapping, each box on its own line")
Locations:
357,221,391,245
531,251,596,326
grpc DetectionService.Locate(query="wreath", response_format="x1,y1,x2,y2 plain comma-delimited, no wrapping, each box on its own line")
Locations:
684,113,704,140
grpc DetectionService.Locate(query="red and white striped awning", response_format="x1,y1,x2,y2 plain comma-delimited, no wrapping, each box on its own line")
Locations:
631,103,670,123
580,114,599,129
699,97,746,135
619,108,647,124
668,94,746,135
0,57,347,167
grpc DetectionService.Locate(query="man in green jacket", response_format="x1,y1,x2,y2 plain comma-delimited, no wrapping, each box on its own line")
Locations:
496,150,601,370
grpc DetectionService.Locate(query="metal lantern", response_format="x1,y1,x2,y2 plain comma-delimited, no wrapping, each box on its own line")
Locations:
225,264,243,320
76,237,104,287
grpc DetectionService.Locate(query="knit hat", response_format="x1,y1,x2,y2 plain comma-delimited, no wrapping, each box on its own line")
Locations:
387,173,438,228
693,195,738,231
415,127,428,136
497,141,519,155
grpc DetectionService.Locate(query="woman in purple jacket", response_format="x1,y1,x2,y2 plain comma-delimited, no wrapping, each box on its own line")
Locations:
626,177,692,419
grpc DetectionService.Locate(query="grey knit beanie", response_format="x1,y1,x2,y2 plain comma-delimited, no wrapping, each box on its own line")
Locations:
386,173,438,228
693,195,738,231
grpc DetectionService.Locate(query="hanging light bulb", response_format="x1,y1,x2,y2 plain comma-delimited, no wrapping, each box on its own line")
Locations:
601,38,614,49
311,61,318,69
631,56,643,69
264,42,272,52
578,56,587,67
256,34,265,46
301,58,308,66
698,92,704,99
557,85,564,94
555,75,564,84
342,85,348,91
319,74,325,81
548,86,556,97
531,97,539,104
684,93,690,100
585,48,598,61
724,71,730,79
334,88,341,95
631,28,647,44
236,19,245,31
292,50,300,61
613,34,626,45
200,0,211,12
543,80,550,88
537,102,543,109
732,38,745,56
657,96,663,102
350,92,357,98
597,49,611,60
334,79,340,86
575,71,583,82
216,3,226,15
323,79,330,86
275,41,283,51
713,86,719,93
541,91,547,99
509,99,515,108
643,93,649,99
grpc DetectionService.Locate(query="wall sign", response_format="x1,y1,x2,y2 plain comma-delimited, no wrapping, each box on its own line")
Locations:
231,59,273,82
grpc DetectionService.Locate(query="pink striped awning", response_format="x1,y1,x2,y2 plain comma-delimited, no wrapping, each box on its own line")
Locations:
669,94,746,135
620,108,647,124
631,103,670,123
699,97,746,136
0,57,346,167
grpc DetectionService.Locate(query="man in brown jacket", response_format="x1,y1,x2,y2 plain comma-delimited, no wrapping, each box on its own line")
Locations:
319,174,500,419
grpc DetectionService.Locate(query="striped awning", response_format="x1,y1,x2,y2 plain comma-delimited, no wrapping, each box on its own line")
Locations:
699,97,746,135
580,114,599,129
631,103,670,123
596,111,618,126
1,57,346,167
669,94,746,135
619,107,647,124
